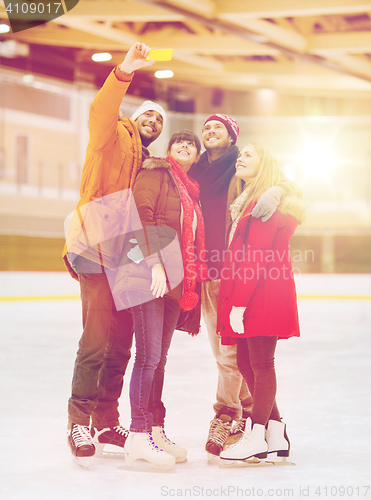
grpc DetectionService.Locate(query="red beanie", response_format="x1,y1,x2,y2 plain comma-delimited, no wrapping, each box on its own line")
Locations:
204,114,240,144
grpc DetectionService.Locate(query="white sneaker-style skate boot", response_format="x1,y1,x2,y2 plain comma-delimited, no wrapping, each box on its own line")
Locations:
220,418,268,462
265,420,290,457
152,426,187,463
124,431,176,470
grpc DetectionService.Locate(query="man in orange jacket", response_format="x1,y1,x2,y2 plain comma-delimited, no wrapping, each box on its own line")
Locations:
64,42,167,464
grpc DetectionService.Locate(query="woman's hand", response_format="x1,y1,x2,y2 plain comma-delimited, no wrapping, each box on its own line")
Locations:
229,306,246,334
119,42,156,75
252,186,283,222
150,263,167,298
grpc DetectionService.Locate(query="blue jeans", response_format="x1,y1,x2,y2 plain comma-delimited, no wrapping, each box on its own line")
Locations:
129,294,181,432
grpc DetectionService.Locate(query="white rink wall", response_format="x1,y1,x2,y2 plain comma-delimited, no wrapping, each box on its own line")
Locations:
0,271,370,298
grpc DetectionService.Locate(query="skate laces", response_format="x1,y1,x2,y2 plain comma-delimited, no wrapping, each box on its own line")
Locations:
208,418,231,447
149,432,164,452
113,426,129,437
159,427,175,445
71,424,93,447
230,418,246,435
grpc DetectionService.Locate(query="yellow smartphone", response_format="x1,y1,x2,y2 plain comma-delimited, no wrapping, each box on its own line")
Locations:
147,49,173,62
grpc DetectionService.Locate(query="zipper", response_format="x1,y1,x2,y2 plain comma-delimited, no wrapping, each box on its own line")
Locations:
218,215,252,335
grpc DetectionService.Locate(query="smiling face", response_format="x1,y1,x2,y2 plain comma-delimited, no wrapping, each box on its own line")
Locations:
135,110,164,146
168,139,200,172
202,120,233,157
235,145,261,181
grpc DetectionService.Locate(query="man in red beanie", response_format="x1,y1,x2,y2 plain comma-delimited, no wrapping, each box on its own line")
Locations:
188,113,289,457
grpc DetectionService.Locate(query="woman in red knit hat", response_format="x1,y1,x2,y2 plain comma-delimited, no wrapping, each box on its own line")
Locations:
122,130,207,470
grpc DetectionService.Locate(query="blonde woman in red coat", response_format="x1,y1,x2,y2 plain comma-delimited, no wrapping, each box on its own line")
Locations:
217,143,306,464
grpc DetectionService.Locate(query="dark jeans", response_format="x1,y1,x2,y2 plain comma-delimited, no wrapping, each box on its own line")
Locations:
68,269,133,428
129,294,181,432
237,336,281,426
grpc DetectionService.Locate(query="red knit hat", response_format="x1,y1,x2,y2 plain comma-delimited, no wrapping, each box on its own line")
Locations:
204,114,240,143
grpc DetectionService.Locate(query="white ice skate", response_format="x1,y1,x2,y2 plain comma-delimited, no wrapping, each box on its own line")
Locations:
219,418,269,468
124,431,176,470
265,419,295,466
226,417,247,445
152,426,187,463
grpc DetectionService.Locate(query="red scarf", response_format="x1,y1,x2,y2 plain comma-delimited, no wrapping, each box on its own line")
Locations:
166,156,208,310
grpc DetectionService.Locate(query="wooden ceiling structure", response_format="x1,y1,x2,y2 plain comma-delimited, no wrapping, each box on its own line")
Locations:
2,0,371,93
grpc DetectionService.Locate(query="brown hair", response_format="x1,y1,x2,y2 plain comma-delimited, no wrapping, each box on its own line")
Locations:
167,129,201,155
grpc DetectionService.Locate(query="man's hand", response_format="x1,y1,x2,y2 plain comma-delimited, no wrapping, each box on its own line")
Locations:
229,306,246,334
151,263,167,298
252,186,283,222
119,42,156,74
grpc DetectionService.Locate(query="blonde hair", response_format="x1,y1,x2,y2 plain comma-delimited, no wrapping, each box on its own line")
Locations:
236,142,286,216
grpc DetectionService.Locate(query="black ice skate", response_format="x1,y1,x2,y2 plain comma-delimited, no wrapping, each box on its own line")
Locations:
205,413,232,459
91,425,129,455
226,417,247,445
67,422,95,467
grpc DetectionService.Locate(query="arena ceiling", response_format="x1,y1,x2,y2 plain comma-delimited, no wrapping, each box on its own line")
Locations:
2,0,371,93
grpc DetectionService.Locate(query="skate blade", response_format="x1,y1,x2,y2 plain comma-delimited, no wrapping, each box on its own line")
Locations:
95,443,124,456
125,457,175,470
266,457,296,466
73,456,91,468
219,457,272,468
153,461,176,470
207,453,220,464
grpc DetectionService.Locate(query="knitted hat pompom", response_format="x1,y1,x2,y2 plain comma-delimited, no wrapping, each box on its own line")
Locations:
178,290,199,311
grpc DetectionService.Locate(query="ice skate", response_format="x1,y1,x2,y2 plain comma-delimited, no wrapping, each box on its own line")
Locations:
226,417,247,445
265,420,295,466
91,425,129,456
152,426,187,463
124,431,176,470
67,422,95,468
205,413,232,458
219,418,268,467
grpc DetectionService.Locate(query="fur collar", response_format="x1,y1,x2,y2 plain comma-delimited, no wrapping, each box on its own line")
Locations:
278,196,307,224
141,157,171,170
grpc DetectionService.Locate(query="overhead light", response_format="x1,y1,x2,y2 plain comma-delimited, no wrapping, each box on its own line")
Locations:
155,70,174,79
0,40,29,57
0,24,10,34
23,74,34,83
92,52,112,62
299,140,336,180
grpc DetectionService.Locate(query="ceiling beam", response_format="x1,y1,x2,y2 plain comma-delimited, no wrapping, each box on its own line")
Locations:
163,0,215,17
322,54,371,79
63,0,183,21
215,0,371,19
136,0,371,84
52,16,137,45
145,31,279,55
309,31,371,55
229,18,307,52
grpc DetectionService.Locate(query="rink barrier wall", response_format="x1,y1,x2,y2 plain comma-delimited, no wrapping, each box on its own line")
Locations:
1,295,371,301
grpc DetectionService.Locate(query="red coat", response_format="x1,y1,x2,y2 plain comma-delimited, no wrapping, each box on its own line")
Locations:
217,198,305,345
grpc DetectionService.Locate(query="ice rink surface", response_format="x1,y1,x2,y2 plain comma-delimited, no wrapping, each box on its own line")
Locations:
0,272,370,500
